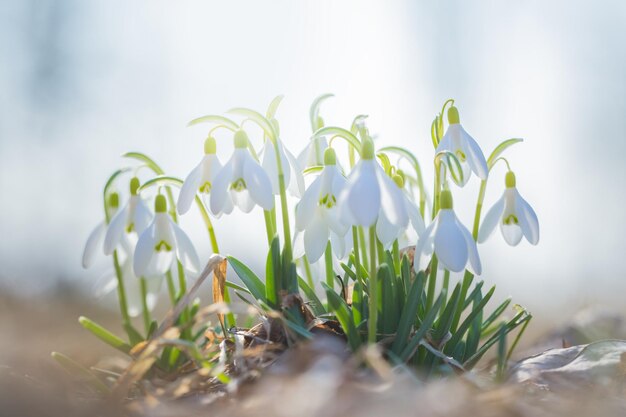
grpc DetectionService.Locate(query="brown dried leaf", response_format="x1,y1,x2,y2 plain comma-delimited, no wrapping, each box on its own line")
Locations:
212,257,228,330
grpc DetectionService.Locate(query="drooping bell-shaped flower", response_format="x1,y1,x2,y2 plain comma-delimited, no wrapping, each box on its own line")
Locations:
261,135,305,198
414,190,481,274
210,130,275,215
134,195,200,278
478,171,539,246
436,106,488,187
103,177,153,256
338,138,409,229
178,136,232,216
82,192,121,268
295,148,351,262
376,174,425,249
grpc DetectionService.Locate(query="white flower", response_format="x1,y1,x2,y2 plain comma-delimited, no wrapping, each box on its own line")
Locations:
261,138,305,198
295,148,351,262
134,195,200,278
338,139,409,229
82,192,121,268
178,136,232,216
297,136,328,170
436,106,488,187
210,130,275,215
376,175,425,249
103,177,153,256
414,190,481,274
478,171,539,246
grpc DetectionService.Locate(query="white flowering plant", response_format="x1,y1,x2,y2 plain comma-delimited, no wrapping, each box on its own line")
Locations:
54,95,537,392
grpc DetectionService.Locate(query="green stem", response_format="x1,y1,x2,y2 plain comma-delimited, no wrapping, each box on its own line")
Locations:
165,270,177,305
392,240,401,275
140,277,151,333
176,260,187,298
441,269,450,315
324,242,334,289
368,226,378,344
271,140,294,286
194,196,219,253
112,251,130,325
426,256,438,312
352,227,363,284
472,180,488,240
263,210,275,245
358,226,369,268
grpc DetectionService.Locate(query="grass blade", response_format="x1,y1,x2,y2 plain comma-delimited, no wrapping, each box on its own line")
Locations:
79,316,131,354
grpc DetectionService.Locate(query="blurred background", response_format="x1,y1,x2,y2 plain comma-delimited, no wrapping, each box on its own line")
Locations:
1,0,625,325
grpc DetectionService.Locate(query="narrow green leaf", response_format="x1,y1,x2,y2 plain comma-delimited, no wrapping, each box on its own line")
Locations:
463,288,484,360
265,236,281,307
391,271,425,355
322,283,361,351
51,352,110,393
481,297,512,332
79,316,131,354
227,256,266,302
445,285,495,356
123,322,145,346
380,265,397,335
298,277,326,316
225,281,251,294
400,293,445,361
432,283,461,344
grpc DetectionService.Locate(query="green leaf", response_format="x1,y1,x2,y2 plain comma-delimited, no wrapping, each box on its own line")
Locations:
340,263,357,282
79,316,131,354
224,281,251,294
445,285,495,356
123,322,145,346
265,236,281,307
298,277,326,316
227,256,266,303
391,271,426,355
487,138,523,169
187,114,239,131
431,283,461,345
400,293,445,361
229,107,277,140
481,297,512,333
463,288,484,360
380,265,397,335
312,126,361,154
322,283,361,351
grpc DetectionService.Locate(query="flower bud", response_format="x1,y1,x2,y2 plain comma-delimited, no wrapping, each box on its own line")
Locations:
155,194,167,213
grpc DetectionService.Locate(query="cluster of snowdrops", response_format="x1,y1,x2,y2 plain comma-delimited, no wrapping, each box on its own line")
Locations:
78,95,538,378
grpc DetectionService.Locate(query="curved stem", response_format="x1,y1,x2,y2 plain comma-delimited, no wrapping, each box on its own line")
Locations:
302,255,315,289
194,196,220,253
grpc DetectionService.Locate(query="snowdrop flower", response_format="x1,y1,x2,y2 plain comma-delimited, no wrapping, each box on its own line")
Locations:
478,171,539,246
103,177,153,256
210,130,275,215
82,192,121,268
295,148,350,262
297,136,329,170
376,174,425,249
261,136,305,197
134,195,200,277
178,136,232,216
436,106,488,187
338,138,409,229
414,190,481,274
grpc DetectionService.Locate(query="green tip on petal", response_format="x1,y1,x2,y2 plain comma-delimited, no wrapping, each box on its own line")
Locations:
234,130,249,149
361,138,375,160
393,174,404,189
440,189,453,210
129,177,140,196
505,171,516,188
447,106,460,125
324,147,337,165
108,192,120,208
204,136,217,154
155,194,167,213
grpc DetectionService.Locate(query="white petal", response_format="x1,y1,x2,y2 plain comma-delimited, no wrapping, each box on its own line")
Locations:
304,208,330,263
405,196,425,236
178,160,203,215
93,269,117,298
143,251,175,278
433,210,468,273
295,175,322,231
103,204,129,255
376,165,409,228
435,128,453,154
243,152,275,211
460,126,489,180
515,190,540,245
413,218,438,272
82,221,107,268
500,223,523,246
121,260,143,317
292,230,305,260
261,140,281,195
171,220,201,273
210,156,234,215
285,147,305,197
330,230,352,260
343,160,380,226
230,189,256,213
459,219,482,275
478,194,506,243
326,206,349,236
376,211,400,249
133,221,157,277
133,198,153,234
